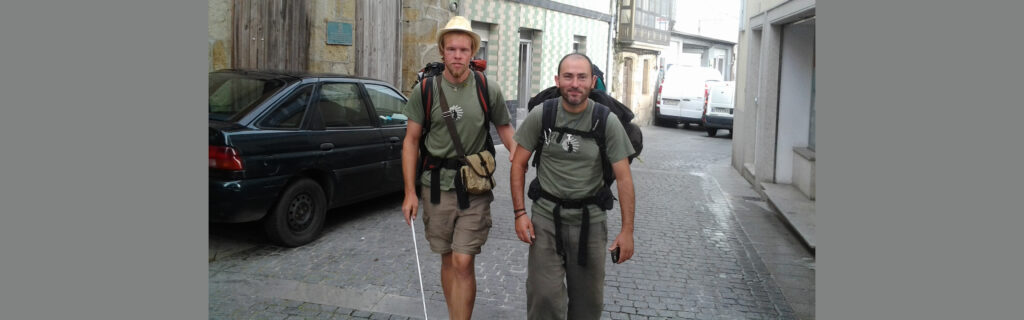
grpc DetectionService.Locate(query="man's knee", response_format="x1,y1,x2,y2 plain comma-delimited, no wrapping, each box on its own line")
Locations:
450,253,475,277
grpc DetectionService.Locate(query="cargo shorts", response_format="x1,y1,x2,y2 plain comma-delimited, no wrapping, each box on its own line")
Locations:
420,186,494,255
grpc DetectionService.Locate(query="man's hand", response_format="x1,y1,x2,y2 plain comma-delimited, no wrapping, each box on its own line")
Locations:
403,194,419,226
609,230,634,264
514,214,535,244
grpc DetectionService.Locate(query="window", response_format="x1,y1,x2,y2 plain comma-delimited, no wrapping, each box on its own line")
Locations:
643,59,651,93
317,83,372,127
573,36,587,54
259,85,313,129
364,84,408,126
475,41,488,61
209,73,288,121
472,22,490,61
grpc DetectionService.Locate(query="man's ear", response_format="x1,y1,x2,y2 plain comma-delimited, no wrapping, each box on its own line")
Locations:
590,75,597,89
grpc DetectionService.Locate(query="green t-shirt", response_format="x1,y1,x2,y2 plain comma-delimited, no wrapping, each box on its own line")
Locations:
513,99,635,225
403,74,510,191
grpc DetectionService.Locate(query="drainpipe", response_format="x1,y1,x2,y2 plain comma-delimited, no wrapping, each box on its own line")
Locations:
607,0,618,94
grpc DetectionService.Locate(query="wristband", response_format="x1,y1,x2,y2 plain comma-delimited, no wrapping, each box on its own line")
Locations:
514,210,527,219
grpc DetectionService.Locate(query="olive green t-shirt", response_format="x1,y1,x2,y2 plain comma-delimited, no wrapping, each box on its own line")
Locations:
513,99,635,225
403,73,510,191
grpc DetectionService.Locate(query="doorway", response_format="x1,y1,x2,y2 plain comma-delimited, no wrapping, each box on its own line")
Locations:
516,30,534,126
232,0,310,71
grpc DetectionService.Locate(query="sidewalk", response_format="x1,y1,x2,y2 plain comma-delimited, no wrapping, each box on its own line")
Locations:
762,182,816,254
709,164,816,319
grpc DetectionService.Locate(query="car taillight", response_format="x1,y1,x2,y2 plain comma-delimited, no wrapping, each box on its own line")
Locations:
702,84,710,115
209,146,244,171
657,85,663,104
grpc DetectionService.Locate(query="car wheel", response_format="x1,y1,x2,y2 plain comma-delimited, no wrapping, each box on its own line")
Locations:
263,178,327,247
653,116,668,127
707,128,718,137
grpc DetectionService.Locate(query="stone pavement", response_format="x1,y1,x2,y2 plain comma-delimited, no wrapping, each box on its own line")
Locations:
209,124,814,319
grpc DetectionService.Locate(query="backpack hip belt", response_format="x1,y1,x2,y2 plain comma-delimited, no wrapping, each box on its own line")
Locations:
528,179,614,267
422,156,464,205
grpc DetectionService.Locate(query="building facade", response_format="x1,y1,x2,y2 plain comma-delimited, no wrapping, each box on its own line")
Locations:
210,0,631,128
664,31,736,81
454,0,614,126
612,0,674,126
209,0,407,88
733,0,816,248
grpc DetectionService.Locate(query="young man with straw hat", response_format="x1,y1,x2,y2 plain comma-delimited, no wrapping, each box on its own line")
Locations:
401,15,516,320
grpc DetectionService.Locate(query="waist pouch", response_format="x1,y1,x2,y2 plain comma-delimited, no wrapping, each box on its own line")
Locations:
460,150,496,194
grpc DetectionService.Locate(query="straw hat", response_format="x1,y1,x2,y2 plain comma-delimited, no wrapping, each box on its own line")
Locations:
437,16,480,55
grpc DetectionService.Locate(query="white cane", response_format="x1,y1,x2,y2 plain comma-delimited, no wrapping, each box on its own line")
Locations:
410,218,429,320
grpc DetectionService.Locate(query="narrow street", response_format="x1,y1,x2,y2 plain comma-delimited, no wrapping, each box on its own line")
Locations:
210,124,815,320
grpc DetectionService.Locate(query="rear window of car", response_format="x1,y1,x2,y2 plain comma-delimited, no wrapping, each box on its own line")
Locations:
711,89,734,104
209,72,291,121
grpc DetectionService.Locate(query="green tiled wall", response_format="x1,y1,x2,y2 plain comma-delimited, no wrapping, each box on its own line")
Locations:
462,0,610,99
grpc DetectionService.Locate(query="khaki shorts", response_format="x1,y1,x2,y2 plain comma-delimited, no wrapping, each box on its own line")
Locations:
420,186,494,255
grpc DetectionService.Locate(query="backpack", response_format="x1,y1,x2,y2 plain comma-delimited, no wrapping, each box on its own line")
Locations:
414,62,494,153
530,98,628,190
413,61,496,208
526,65,643,163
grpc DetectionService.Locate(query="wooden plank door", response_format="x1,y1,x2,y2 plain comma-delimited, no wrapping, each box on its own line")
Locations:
233,0,309,71
355,0,402,86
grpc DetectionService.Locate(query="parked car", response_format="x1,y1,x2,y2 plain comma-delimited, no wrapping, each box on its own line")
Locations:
209,69,408,247
654,65,724,127
702,81,735,137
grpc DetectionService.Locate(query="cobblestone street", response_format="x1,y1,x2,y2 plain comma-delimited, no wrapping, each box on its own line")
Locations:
210,124,815,320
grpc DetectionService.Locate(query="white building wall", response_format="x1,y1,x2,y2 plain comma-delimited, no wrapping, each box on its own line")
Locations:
733,0,815,191
775,21,815,184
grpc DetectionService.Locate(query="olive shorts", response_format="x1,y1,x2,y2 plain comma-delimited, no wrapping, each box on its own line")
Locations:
420,186,494,255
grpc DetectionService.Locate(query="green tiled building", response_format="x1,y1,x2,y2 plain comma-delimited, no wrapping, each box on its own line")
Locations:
459,0,614,125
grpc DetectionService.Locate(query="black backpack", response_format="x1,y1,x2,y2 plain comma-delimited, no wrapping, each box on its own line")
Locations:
529,98,626,190
413,62,496,208
414,62,495,155
526,81,643,162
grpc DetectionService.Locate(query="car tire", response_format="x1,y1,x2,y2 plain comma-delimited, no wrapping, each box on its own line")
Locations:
653,116,668,127
707,128,718,137
263,178,327,247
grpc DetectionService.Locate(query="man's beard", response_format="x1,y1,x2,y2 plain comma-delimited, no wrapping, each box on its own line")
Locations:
560,87,589,106
445,62,466,79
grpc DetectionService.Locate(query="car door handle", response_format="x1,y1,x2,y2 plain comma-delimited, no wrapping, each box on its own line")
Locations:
388,137,401,143
320,143,334,151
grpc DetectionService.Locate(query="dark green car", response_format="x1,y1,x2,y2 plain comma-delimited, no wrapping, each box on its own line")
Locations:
209,69,408,247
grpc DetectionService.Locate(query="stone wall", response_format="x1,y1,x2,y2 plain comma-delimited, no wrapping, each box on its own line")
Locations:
308,0,358,74
208,0,232,71
400,0,451,96
612,51,659,126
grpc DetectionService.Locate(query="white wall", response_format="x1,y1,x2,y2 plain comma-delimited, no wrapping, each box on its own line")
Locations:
774,21,815,184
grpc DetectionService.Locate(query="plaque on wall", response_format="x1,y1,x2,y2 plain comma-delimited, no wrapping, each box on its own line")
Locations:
327,22,353,46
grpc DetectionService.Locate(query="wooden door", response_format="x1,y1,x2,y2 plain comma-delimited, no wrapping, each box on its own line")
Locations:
355,0,402,86
233,0,310,71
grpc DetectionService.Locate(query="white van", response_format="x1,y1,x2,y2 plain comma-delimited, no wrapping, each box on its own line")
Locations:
654,66,724,127
701,81,735,137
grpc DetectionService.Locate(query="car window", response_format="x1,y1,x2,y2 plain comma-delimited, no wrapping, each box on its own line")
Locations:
318,83,372,128
258,84,313,129
364,84,408,126
209,72,289,121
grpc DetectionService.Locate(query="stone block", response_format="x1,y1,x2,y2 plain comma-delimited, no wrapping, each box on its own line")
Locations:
323,45,352,63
